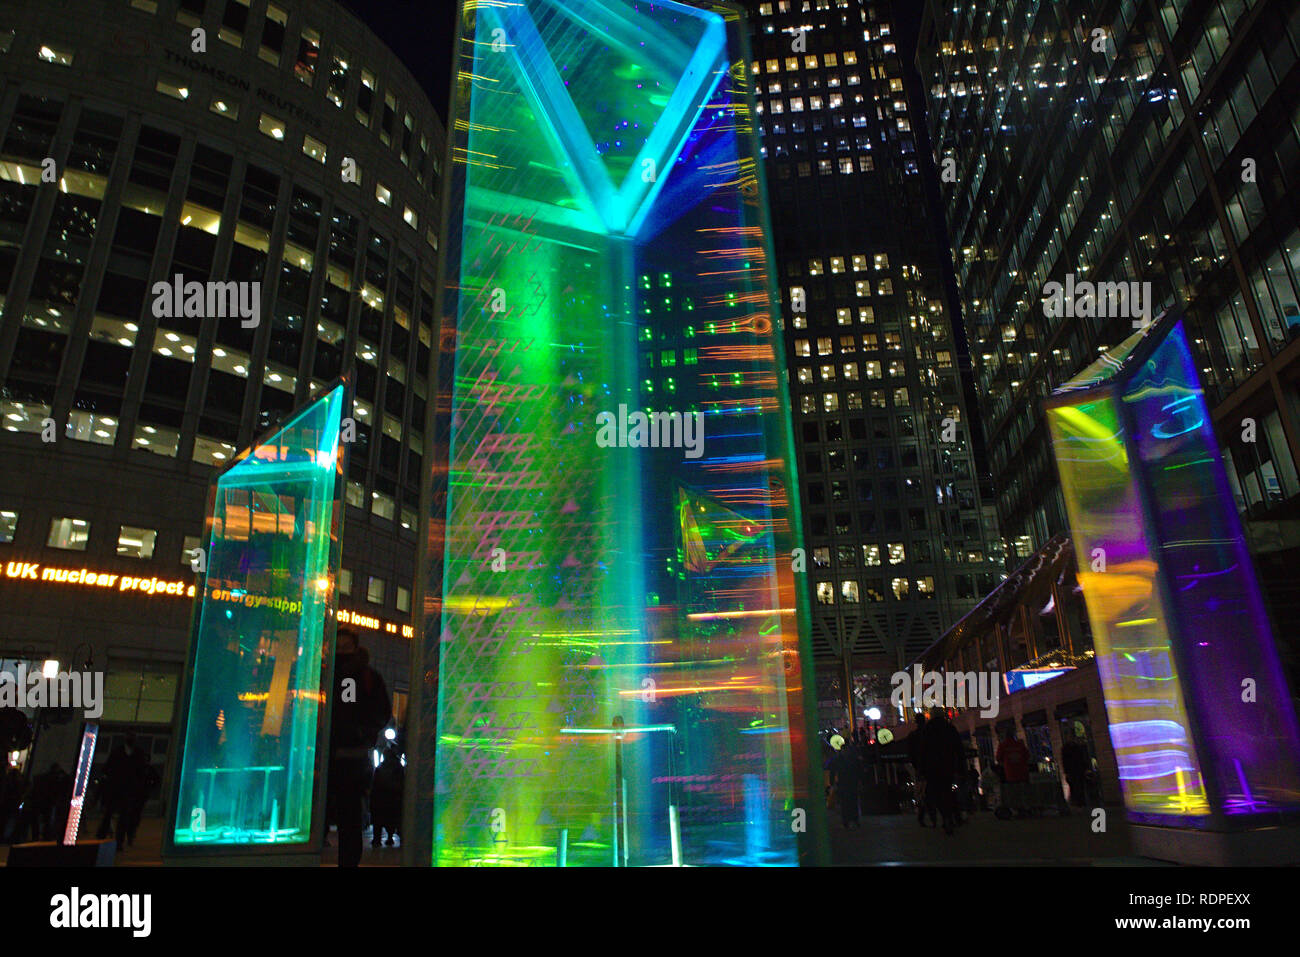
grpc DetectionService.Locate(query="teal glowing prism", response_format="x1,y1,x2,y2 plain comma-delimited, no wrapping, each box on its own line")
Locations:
167,384,348,856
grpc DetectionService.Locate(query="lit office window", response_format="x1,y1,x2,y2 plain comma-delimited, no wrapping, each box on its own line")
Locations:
117,525,158,559
346,482,365,508
371,491,395,520
261,3,288,64
0,511,17,543
181,535,202,566
302,135,327,163
65,410,118,445
823,392,839,412
328,51,349,107
340,568,353,596
403,206,417,229
37,44,75,66
156,76,190,100
295,27,320,84
841,581,859,603
367,575,386,605
816,582,834,604
259,113,286,140
888,543,906,564
375,183,392,206
219,0,251,46
133,424,180,457
396,586,411,613
48,517,90,551
210,97,239,120
102,661,179,723
192,436,236,465
891,577,909,599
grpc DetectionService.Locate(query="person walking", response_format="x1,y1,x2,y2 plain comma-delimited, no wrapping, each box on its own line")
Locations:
906,713,936,827
96,733,149,848
1061,726,1091,808
29,762,72,841
995,727,1031,818
327,627,391,866
828,734,863,828
369,741,404,847
920,710,964,835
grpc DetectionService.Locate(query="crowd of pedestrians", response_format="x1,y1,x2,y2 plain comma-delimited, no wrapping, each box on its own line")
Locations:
826,714,1093,834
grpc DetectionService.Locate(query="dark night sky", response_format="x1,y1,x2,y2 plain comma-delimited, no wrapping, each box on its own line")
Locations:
341,0,458,121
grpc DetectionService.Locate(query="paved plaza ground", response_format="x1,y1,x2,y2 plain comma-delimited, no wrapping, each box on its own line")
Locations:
1,805,1165,867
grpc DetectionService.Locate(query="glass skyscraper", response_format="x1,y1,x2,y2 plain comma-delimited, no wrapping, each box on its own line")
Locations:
743,0,1006,723
920,0,1300,647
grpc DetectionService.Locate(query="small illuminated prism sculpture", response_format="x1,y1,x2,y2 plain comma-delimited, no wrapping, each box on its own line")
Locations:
1046,313,1300,854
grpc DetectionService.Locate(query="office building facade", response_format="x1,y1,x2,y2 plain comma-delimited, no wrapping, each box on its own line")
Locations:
744,0,1006,725
0,0,443,780
919,0,1300,644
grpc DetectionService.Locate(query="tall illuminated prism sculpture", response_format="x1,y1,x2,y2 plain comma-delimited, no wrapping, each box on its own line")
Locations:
1046,315,1300,862
426,0,823,865
165,383,349,862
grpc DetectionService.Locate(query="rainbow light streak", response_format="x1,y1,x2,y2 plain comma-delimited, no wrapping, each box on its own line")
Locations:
432,0,820,866
1047,320,1300,825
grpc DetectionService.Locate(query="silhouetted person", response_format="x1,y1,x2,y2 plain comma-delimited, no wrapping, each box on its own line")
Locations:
829,734,863,828
0,767,25,842
327,628,391,866
996,728,1031,817
921,711,964,835
29,762,72,841
370,742,404,846
97,733,149,847
1061,728,1090,807
907,713,936,826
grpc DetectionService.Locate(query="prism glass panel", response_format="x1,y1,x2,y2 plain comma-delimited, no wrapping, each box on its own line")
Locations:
1047,319,1300,825
171,385,347,847
433,0,819,866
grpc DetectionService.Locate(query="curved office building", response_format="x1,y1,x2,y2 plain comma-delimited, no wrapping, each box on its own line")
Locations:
0,0,443,778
